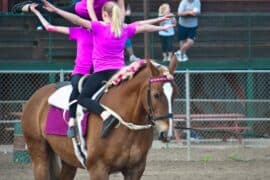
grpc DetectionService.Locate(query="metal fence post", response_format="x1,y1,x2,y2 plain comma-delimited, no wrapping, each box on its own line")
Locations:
48,73,56,83
60,69,64,82
247,14,252,60
185,70,191,161
246,72,255,136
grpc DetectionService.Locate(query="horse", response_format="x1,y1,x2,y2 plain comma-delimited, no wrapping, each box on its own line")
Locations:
21,58,177,180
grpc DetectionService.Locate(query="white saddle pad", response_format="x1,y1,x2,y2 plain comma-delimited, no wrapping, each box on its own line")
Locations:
48,85,72,110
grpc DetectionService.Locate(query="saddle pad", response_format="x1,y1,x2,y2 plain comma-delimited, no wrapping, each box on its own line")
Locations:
45,105,89,136
48,85,72,110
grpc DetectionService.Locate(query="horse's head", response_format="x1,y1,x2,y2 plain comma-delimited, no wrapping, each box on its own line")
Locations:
104,56,178,142
140,57,178,142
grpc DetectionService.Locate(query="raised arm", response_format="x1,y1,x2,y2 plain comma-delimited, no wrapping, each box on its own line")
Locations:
87,0,98,21
117,0,125,18
30,4,69,34
41,0,91,29
136,13,175,25
135,23,175,34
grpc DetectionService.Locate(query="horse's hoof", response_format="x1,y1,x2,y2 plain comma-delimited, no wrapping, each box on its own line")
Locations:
101,115,118,138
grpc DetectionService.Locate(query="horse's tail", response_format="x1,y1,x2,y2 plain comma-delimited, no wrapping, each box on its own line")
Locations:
47,144,61,179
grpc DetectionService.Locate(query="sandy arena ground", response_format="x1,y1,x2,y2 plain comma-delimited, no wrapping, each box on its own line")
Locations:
1,141,270,180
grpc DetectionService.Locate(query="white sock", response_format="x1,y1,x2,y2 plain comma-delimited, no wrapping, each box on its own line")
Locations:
101,111,111,121
68,118,75,127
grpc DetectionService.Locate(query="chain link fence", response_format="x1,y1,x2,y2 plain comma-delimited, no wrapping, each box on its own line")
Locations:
1,70,270,160
0,70,71,147
173,70,270,146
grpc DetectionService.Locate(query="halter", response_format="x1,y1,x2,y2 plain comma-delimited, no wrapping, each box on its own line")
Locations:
146,76,174,124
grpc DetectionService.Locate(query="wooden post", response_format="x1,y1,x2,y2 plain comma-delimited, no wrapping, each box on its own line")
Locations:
143,0,150,58
2,0,8,12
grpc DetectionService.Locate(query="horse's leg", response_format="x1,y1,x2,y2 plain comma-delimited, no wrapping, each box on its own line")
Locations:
122,161,146,180
88,164,109,180
27,139,51,180
48,147,61,179
59,160,77,180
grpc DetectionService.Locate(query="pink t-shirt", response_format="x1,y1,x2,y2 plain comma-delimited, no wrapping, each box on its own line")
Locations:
69,27,93,75
91,21,137,72
75,0,116,20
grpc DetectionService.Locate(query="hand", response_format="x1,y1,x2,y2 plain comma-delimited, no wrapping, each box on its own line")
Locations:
162,24,175,31
29,3,39,12
125,9,131,16
159,13,175,22
41,0,57,13
126,4,131,16
188,10,197,16
164,13,175,19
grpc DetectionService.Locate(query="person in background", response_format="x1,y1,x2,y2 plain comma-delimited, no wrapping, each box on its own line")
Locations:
29,3,93,138
175,0,201,62
158,3,176,62
124,3,140,62
40,0,174,137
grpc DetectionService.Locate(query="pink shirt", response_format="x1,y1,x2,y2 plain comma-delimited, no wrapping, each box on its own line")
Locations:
69,27,93,75
91,21,137,72
75,0,116,20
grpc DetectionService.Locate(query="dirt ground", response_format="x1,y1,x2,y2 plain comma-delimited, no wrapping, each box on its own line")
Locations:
1,144,270,180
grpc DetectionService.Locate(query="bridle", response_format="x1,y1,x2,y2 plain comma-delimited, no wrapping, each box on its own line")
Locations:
146,76,174,124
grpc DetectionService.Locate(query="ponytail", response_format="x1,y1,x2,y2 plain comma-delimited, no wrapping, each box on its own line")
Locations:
111,4,122,37
103,2,123,38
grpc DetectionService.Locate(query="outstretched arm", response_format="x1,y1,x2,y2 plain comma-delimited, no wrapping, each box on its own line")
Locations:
136,13,175,25
136,23,175,34
30,4,69,34
41,0,92,29
87,0,97,21
117,0,125,20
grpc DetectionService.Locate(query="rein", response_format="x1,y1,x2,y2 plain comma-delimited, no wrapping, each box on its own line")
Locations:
101,104,152,130
100,76,174,130
147,76,174,123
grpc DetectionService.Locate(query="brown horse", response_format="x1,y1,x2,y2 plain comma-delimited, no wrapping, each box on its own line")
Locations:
22,59,177,180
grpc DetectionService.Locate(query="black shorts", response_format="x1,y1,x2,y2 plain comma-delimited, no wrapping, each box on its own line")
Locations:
178,25,198,41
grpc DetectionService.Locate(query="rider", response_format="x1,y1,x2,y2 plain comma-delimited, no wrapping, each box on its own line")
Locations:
29,3,93,138
41,0,174,137
12,0,125,21
13,0,124,138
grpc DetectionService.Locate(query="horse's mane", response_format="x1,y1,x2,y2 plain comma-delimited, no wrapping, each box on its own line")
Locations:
104,60,174,91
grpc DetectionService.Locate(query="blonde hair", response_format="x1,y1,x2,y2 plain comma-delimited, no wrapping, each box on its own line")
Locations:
158,3,170,16
103,2,123,37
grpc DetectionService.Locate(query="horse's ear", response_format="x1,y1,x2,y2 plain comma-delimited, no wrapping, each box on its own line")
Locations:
146,58,159,76
168,54,177,74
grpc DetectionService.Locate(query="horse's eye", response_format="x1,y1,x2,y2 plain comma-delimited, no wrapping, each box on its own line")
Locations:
154,93,160,99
